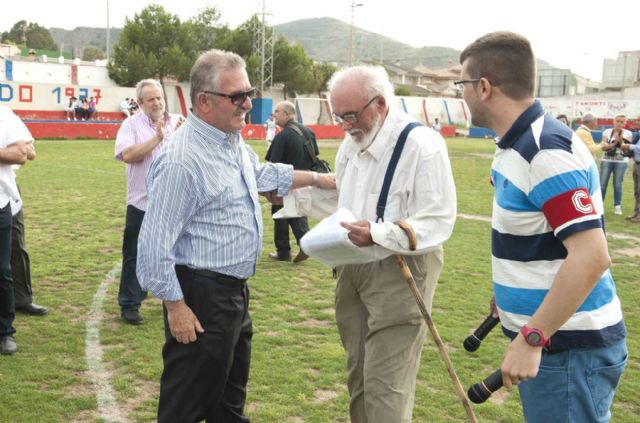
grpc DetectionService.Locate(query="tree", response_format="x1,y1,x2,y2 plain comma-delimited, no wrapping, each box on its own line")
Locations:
1,20,57,50
395,86,411,96
273,38,317,98
82,46,105,61
184,6,226,54
108,5,194,87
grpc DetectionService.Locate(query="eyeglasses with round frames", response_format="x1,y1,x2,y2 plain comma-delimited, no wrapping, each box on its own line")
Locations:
332,96,378,125
202,88,256,106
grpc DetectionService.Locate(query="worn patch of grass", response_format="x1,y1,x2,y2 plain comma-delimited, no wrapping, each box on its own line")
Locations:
0,138,637,422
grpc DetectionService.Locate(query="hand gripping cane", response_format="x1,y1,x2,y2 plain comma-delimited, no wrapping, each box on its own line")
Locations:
394,221,478,423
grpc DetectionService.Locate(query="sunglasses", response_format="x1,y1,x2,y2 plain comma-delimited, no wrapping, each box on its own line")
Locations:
202,88,256,106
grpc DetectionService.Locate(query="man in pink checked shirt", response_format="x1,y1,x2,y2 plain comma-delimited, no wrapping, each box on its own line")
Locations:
114,79,184,325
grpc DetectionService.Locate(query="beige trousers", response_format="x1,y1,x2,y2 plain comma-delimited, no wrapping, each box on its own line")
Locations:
335,246,444,423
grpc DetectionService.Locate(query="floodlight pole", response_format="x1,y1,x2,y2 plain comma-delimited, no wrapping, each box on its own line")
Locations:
348,1,363,66
106,0,110,62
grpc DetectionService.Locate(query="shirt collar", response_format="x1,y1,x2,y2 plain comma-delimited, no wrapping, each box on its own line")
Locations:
496,100,544,149
579,124,591,133
186,111,241,147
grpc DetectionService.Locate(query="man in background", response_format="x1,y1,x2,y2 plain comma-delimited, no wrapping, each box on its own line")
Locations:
621,140,640,222
265,101,317,262
114,79,184,325
11,131,47,317
575,112,600,157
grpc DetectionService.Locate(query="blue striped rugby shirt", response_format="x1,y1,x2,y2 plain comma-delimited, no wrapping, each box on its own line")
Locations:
136,112,294,301
491,101,626,350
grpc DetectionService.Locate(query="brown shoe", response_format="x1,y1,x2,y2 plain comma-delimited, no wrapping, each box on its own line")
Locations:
268,252,291,261
293,250,309,263
625,213,638,220
629,216,640,223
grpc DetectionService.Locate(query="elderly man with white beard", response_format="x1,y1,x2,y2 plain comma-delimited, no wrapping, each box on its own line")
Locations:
279,65,457,422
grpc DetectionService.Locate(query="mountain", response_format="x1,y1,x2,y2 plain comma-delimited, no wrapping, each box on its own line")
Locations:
48,27,121,58
47,18,550,72
273,17,460,68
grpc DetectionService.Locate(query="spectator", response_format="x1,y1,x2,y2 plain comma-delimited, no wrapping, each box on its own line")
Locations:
120,98,131,117
600,114,632,215
557,114,570,126
88,97,98,120
64,96,76,120
80,98,90,121
575,113,600,157
459,31,626,422
264,113,277,145
431,117,441,133
114,79,184,325
74,97,86,121
621,141,640,222
129,99,139,115
265,101,316,262
12,140,47,317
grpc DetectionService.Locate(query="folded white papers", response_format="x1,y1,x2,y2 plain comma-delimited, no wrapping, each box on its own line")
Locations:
300,208,388,267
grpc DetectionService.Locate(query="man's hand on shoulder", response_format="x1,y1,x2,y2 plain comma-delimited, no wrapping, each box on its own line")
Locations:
164,299,204,344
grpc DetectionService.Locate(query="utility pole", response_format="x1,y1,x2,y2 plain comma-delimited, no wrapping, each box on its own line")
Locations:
254,0,274,93
348,1,363,66
106,0,110,62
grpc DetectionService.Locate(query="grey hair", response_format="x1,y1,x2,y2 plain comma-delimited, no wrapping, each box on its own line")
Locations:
327,65,395,105
190,49,247,107
277,101,296,117
582,113,597,124
135,79,163,102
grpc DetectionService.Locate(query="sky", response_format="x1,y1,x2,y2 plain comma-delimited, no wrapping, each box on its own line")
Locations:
2,0,638,83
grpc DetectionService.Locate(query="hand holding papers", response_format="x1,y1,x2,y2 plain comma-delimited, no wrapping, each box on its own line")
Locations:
300,208,391,267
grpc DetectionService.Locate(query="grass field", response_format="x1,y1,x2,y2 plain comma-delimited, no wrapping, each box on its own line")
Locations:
0,137,638,422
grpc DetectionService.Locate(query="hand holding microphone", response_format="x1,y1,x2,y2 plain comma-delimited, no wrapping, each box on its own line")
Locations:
467,369,502,403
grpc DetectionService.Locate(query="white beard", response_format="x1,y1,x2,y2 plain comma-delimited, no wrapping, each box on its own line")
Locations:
349,117,382,151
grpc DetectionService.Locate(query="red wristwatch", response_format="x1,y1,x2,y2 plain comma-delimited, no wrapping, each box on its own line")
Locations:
520,325,550,347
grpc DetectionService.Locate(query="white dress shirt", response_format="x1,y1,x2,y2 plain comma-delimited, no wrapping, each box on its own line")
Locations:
280,107,457,258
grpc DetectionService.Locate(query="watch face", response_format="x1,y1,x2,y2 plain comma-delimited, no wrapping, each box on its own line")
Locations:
527,332,542,345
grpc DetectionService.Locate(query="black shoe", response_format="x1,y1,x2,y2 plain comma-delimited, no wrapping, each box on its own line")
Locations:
121,310,144,325
268,252,291,261
16,303,48,316
0,336,18,355
293,249,309,263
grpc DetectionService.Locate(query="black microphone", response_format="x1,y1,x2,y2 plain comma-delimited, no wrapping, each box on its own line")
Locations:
463,314,500,352
468,369,503,404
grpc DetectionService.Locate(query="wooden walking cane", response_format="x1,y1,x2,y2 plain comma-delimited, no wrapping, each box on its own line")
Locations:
394,220,478,423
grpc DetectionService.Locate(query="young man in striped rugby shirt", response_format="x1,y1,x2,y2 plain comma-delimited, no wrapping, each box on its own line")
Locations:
459,32,627,422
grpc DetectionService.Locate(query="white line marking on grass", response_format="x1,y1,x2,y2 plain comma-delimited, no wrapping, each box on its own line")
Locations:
85,264,127,423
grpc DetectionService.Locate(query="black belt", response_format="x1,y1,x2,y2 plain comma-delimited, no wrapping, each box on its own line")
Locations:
177,265,247,285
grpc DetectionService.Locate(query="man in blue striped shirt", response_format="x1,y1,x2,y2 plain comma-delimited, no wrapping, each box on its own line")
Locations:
459,32,626,422
136,50,335,423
